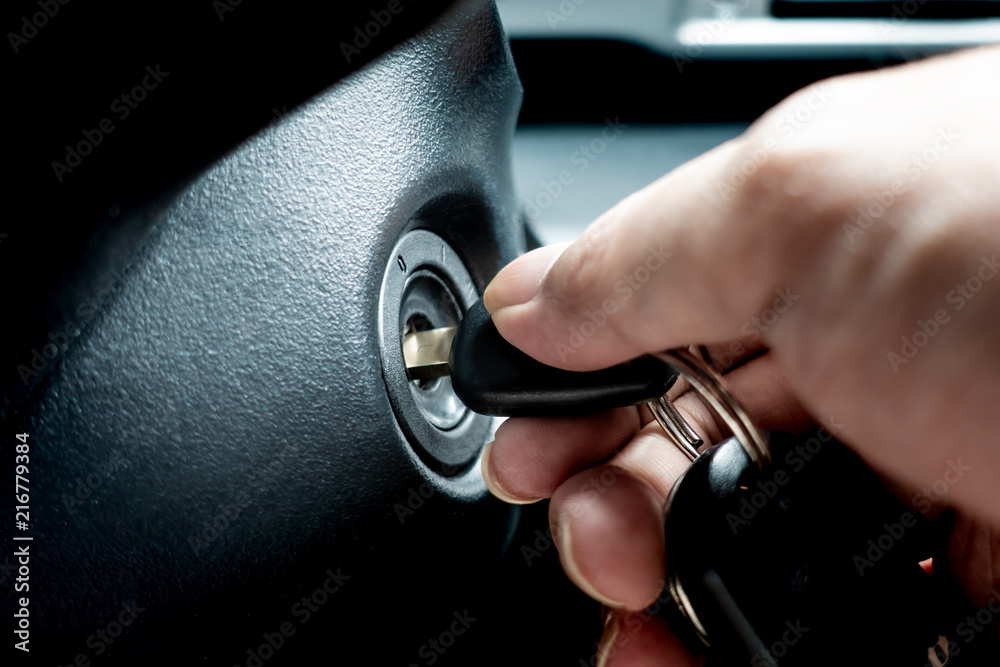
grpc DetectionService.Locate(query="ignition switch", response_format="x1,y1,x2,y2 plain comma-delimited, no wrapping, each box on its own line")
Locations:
378,229,493,477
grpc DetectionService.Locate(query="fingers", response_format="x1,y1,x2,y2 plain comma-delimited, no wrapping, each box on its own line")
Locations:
944,511,1000,609
482,242,569,313
701,337,767,374
484,354,812,612
608,421,703,501
550,461,667,610
483,352,813,504
484,407,641,503
698,351,815,435
598,610,705,667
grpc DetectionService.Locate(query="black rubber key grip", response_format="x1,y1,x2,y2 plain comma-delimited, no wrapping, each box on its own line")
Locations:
450,299,677,417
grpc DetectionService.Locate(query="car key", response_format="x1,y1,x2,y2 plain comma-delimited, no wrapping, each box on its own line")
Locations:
405,298,707,461
403,297,999,665
427,298,679,417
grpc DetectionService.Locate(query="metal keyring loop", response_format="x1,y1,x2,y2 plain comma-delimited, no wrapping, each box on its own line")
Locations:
647,347,771,470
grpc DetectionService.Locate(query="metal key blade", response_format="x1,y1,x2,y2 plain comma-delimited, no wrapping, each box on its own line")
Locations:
402,326,456,381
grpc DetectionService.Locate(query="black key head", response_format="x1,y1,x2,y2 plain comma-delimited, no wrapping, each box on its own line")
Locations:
449,299,677,417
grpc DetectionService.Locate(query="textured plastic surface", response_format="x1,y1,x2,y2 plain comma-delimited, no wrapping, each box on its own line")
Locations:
450,299,677,416
0,2,524,663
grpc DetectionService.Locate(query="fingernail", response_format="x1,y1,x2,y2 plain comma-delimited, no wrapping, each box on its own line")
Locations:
556,521,627,608
483,243,570,313
596,610,622,667
480,441,542,505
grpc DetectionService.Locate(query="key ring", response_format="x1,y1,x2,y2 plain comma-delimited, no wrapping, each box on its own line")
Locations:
646,347,771,471
647,346,773,646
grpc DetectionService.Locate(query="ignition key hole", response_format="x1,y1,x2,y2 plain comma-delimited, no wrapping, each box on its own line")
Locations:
399,271,467,431
378,228,490,477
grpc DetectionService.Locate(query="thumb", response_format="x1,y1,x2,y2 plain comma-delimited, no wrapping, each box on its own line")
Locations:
485,136,812,371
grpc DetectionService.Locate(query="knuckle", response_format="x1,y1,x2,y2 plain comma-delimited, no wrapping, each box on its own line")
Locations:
731,141,843,224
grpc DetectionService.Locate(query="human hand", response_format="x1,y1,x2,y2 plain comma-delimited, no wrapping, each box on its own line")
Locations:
481,46,1000,664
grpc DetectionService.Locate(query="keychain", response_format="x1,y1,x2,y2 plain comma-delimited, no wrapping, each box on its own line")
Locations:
650,348,982,666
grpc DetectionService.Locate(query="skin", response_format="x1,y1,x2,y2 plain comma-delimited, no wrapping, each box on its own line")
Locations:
480,46,1000,664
